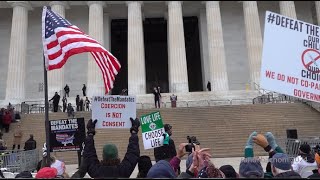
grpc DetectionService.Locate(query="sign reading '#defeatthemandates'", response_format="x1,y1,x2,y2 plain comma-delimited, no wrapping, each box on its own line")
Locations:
260,11,320,103
92,96,136,129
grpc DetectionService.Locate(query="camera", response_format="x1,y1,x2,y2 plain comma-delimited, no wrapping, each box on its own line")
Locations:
185,136,200,153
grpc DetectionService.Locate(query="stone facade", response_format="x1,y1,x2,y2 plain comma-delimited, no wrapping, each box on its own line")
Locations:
0,1,316,104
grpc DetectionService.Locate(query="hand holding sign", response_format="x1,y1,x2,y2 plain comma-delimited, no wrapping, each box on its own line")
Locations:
130,117,140,134
87,119,98,136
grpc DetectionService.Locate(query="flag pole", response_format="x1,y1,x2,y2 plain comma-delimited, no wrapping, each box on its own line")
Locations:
43,54,51,166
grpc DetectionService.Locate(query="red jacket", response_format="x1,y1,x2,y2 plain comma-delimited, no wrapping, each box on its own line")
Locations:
3,112,12,125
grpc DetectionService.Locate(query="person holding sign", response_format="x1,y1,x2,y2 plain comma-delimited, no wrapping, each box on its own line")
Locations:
82,118,141,178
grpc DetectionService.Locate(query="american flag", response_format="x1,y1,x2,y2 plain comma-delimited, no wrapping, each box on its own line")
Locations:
41,6,121,94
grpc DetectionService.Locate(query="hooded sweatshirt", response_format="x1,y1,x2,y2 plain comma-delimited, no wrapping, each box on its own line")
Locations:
147,160,176,178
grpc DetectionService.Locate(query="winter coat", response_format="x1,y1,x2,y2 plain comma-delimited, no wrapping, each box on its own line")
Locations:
2,112,11,125
83,133,140,178
24,137,37,150
13,129,23,145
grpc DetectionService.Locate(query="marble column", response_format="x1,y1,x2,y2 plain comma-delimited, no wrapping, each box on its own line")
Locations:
315,1,320,25
87,1,105,97
279,1,297,19
5,1,32,104
205,1,229,91
167,1,189,93
104,12,112,95
127,1,146,95
242,1,263,89
48,1,69,98
198,8,210,91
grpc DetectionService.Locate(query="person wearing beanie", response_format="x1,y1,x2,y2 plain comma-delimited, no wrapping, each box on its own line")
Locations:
239,157,264,178
308,152,320,178
82,118,140,178
147,160,176,178
269,153,301,178
292,143,317,177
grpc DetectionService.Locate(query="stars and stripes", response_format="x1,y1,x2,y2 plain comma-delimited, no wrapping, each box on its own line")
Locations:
41,6,121,94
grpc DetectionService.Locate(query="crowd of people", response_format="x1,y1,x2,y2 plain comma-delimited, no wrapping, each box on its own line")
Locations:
4,117,316,179
49,84,90,115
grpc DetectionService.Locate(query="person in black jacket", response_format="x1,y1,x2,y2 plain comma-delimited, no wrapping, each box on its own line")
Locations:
49,92,60,112
64,84,70,97
152,87,161,108
82,118,140,178
76,95,80,111
82,84,87,97
24,134,36,151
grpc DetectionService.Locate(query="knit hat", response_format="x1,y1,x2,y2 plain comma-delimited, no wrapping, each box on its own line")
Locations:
147,160,176,178
103,144,119,161
198,164,225,178
269,153,291,170
15,171,32,178
220,165,237,178
299,144,311,154
50,160,65,176
36,167,57,179
239,157,264,178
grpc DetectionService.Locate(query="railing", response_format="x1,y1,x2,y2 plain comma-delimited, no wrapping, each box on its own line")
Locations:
0,150,39,173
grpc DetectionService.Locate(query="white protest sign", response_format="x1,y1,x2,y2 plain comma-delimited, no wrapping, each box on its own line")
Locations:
92,95,136,129
260,11,320,103
140,111,165,150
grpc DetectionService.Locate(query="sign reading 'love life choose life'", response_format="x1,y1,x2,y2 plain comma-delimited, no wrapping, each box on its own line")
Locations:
140,111,165,150
260,11,320,103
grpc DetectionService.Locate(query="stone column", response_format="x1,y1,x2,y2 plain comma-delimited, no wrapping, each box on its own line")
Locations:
198,8,210,91
315,1,320,25
87,1,105,97
242,1,263,89
205,1,229,91
279,1,297,19
5,1,32,104
48,1,69,98
167,1,189,93
127,1,146,95
104,12,112,95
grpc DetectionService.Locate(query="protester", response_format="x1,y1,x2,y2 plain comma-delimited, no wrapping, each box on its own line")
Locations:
62,95,67,113
76,95,80,111
292,143,317,177
207,81,211,91
153,87,161,108
64,84,70,97
12,124,23,151
136,156,153,178
79,98,84,111
49,92,60,112
85,97,90,111
67,103,75,117
82,118,140,178
2,110,11,133
253,132,301,178
154,124,178,172
308,151,320,178
24,134,37,151
82,84,86,97
219,165,239,178
36,167,58,179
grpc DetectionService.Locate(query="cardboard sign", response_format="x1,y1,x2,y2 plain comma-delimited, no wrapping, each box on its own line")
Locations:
261,11,320,103
92,95,136,129
49,117,86,152
140,111,165,150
